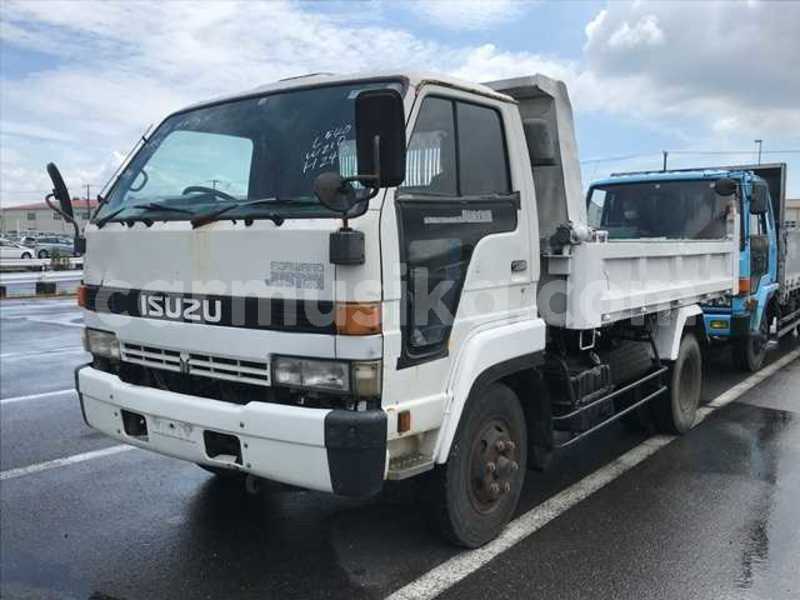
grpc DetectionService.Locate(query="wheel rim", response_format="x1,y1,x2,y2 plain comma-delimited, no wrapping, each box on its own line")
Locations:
467,418,520,514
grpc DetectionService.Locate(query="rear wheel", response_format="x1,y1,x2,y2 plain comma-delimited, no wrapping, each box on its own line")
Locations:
733,314,769,372
37,249,49,259
426,382,527,548
654,333,702,435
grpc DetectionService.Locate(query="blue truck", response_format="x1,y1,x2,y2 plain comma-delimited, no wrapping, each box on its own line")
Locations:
587,163,800,371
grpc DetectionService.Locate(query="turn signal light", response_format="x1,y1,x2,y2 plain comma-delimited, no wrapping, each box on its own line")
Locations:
398,410,411,434
335,302,382,335
77,284,88,308
738,277,751,295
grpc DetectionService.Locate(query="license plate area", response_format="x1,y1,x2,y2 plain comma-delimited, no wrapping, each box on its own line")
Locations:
150,416,195,442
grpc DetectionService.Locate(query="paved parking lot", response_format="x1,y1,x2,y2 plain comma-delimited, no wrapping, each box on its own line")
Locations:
2,297,799,599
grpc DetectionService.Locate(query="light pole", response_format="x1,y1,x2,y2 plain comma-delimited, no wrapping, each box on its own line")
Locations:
755,139,763,164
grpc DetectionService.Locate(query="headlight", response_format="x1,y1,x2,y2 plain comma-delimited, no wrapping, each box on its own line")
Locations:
272,356,381,397
82,328,120,361
273,357,350,393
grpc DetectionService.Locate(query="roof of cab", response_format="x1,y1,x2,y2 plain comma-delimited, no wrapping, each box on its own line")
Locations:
176,71,515,116
590,168,752,188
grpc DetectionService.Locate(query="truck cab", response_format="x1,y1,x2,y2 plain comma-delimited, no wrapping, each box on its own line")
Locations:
588,164,798,372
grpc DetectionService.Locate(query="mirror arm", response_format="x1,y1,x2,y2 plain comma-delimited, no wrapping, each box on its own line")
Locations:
339,133,385,223
45,193,82,241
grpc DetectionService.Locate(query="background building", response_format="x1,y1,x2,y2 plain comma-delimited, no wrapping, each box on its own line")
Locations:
0,199,98,235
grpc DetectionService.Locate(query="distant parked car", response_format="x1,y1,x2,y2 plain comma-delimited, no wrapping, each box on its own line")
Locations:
34,236,75,258
18,236,37,247
0,238,34,260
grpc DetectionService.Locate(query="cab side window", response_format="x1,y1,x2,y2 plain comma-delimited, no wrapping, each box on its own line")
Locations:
402,97,457,195
401,97,510,197
456,102,510,195
749,183,770,288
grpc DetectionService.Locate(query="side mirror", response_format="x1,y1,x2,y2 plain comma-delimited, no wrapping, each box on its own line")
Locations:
313,172,357,213
714,177,738,197
355,89,406,188
750,183,769,215
46,163,74,221
313,173,365,266
45,162,84,248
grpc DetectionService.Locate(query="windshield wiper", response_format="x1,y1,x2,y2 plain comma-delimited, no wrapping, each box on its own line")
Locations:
190,197,295,229
95,201,193,228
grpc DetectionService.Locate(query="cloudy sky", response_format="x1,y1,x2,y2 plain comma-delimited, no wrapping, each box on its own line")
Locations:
1,0,799,207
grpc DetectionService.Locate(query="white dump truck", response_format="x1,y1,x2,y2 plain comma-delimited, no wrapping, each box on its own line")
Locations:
48,72,739,547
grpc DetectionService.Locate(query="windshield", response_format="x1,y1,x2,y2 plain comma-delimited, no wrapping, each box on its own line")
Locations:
587,179,731,240
97,80,405,223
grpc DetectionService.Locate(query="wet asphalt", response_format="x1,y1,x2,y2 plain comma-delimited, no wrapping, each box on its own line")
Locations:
1,297,798,599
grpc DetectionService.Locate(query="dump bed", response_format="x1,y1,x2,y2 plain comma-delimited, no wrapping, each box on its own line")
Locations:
487,75,740,329
540,236,739,329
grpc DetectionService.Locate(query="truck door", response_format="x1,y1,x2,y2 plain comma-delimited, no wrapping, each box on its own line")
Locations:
379,89,532,419
749,182,771,293
394,94,526,366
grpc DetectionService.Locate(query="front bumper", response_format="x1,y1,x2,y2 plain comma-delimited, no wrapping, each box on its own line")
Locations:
703,313,753,338
75,365,387,497
704,313,733,337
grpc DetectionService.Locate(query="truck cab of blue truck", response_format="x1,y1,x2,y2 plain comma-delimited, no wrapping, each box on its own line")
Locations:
588,163,800,371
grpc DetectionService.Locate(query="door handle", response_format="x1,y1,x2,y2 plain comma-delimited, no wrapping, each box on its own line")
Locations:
511,260,528,273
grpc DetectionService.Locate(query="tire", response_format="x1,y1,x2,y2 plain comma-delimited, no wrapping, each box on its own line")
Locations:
426,382,527,548
654,333,702,435
732,314,769,372
37,249,49,259
21,252,32,259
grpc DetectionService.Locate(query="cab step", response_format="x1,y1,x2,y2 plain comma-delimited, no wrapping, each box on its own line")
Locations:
387,453,435,480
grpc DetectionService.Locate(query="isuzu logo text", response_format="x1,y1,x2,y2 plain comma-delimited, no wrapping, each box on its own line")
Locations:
139,294,222,323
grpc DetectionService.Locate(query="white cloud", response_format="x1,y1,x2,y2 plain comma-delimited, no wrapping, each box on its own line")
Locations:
607,15,664,49
0,0,797,206
584,9,607,47
408,0,531,31
583,1,800,123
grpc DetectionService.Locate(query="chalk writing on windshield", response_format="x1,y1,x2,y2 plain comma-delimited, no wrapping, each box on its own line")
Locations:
302,123,352,175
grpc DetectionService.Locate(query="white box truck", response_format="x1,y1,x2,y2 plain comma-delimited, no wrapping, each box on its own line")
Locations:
47,72,739,547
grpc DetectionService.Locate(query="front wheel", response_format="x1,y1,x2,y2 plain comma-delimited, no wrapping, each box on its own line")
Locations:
654,333,702,435
733,314,769,372
426,382,527,548
21,252,32,259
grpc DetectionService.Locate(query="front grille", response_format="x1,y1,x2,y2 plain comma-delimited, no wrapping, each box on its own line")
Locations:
121,343,271,387
84,286,336,334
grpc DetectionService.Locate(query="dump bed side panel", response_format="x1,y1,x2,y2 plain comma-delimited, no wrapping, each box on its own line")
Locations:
540,238,739,329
